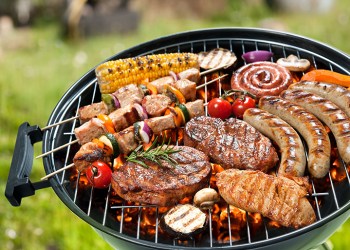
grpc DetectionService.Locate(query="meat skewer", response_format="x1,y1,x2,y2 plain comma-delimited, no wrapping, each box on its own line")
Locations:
41,99,204,180
41,70,228,131
37,98,204,158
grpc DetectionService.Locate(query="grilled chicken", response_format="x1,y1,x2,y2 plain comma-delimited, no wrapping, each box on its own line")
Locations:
216,169,316,228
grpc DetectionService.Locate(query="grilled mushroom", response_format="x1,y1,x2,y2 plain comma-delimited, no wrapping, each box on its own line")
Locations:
193,188,220,210
277,54,311,72
161,204,208,239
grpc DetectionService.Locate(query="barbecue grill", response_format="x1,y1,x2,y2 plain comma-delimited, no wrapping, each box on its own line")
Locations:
5,28,350,250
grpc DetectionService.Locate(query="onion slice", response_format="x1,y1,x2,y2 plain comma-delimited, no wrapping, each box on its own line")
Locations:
242,50,273,63
133,121,153,144
133,103,148,120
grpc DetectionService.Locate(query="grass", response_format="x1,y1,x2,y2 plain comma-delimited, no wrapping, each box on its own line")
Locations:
1,1,350,249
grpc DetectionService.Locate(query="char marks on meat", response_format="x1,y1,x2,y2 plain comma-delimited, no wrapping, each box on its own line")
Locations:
111,146,212,206
73,142,110,172
184,116,278,172
216,169,316,228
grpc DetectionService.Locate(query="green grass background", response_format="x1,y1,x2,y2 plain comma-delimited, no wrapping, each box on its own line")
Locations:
1,1,350,249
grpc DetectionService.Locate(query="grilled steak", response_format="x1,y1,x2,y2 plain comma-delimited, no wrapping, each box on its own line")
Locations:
111,146,212,206
216,169,316,228
184,116,278,172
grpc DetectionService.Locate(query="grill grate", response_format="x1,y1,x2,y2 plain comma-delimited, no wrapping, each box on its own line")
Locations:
44,35,350,249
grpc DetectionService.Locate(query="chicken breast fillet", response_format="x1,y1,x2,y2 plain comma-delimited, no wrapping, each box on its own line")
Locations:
216,169,316,228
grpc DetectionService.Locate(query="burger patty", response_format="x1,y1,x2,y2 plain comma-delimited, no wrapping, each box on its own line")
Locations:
184,116,278,172
111,146,212,206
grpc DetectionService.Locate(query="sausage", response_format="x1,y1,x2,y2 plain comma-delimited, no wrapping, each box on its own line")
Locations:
281,89,350,165
243,108,306,177
288,81,350,117
259,96,331,178
231,61,293,98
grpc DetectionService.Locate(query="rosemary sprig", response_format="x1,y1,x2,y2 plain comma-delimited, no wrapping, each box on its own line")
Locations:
125,137,181,168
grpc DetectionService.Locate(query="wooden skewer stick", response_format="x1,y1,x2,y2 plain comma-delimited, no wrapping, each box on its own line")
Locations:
41,116,79,131
41,163,75,180
199,64,232,76
196,74,228,90
36,139,79,159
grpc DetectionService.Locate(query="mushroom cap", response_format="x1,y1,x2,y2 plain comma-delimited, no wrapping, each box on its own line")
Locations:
277,54,311,72
193,188,220,209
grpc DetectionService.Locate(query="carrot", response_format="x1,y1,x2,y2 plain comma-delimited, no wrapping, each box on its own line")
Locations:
301,69,350,88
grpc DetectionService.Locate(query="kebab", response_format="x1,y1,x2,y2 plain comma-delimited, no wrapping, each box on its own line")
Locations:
41,99,204,180
37,71,227,159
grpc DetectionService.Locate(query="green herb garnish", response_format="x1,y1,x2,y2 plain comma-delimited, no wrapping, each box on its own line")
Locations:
126,137,181,168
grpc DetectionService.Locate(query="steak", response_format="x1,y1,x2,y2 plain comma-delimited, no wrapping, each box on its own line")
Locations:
111,146,212,206
216,169,316,228
184,116,278,172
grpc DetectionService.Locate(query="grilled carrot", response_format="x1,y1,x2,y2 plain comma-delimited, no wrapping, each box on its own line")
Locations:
96,53,199,94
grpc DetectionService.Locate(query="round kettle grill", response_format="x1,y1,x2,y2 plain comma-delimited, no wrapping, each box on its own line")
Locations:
5,28,350,250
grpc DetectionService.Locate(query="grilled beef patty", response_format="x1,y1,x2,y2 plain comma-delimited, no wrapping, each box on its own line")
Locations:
111,146,212,206
184,116,278,172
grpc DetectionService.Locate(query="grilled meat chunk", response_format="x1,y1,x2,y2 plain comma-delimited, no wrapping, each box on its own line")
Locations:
113,83,144,107
74,118,109,145
216,169,316,228
141,94,172,117
78,102,109,124
111,146,212,206
178,68,200,83
73,142,110,172
184,116,278,172
173,79,197,101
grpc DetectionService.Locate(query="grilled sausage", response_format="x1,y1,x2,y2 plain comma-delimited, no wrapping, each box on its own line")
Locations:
259,96,331,178
281,89,350,165
231,61,293,98
243,108,306,177
288,81,350,117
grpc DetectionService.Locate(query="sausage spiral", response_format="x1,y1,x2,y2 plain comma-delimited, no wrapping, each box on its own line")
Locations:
231,61,293,98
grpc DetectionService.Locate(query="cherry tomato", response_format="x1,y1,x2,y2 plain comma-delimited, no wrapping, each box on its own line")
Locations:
207,98,232,119
85,161,112,189
231,96,256,119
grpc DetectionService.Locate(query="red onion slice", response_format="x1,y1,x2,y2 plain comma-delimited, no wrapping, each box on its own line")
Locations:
133,103,148,120
169,71,179,81
242,50,273,63
139,121,152,144
111,93,121,109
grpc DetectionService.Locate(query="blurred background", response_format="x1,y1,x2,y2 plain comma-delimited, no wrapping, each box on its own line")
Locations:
1,0,349,249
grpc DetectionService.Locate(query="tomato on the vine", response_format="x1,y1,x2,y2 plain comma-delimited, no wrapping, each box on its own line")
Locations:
85,161,112,189
231,96,256,119
207,98,232,119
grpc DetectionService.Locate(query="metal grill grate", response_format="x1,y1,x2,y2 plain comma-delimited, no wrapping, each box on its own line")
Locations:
44,34,350,249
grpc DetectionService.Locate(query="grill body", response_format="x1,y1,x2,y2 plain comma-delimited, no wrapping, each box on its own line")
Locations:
6,28,350,250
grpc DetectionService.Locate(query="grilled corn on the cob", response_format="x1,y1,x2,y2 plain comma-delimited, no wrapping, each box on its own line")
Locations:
95,53,199,94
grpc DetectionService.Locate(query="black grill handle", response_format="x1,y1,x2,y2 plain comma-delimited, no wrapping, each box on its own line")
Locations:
5,122,51,206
